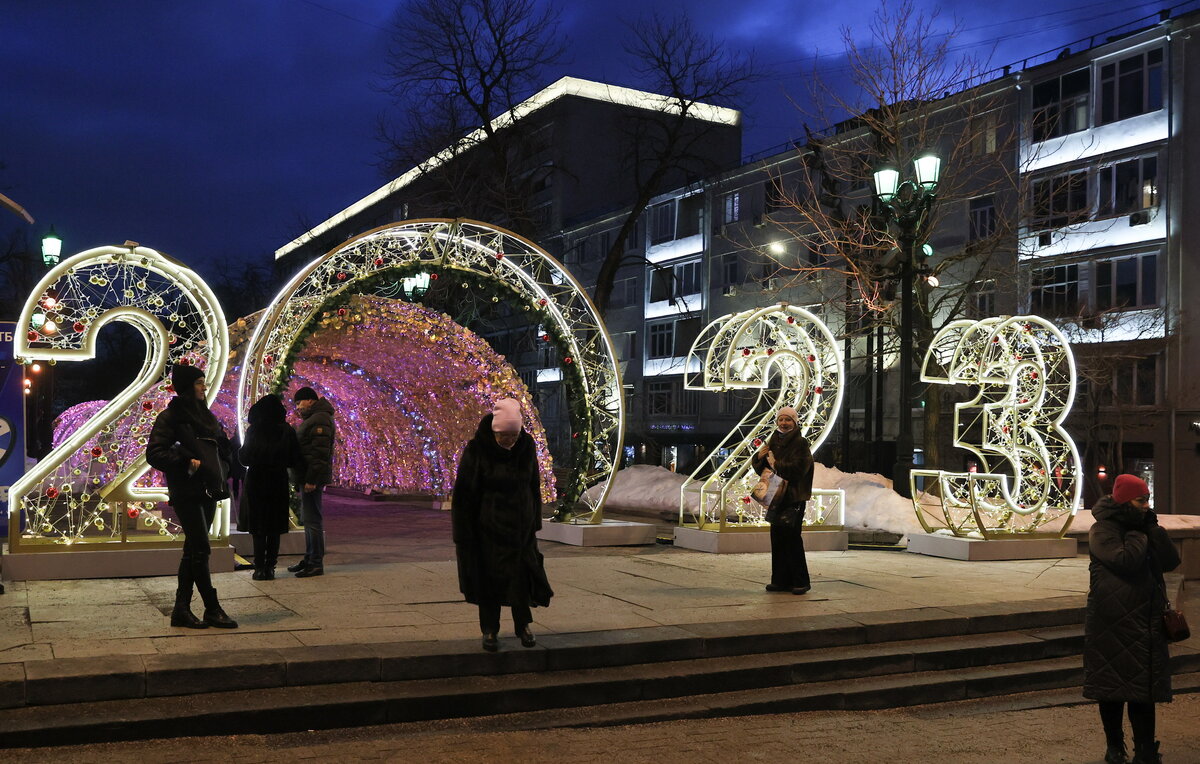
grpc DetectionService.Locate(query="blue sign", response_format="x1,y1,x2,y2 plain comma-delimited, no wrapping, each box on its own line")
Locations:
0,321,27,522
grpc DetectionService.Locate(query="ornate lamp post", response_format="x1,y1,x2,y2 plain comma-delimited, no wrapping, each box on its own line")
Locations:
873,152,940,498
41,226,62,268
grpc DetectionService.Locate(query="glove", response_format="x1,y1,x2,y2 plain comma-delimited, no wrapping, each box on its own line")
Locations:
1143,510,1158,527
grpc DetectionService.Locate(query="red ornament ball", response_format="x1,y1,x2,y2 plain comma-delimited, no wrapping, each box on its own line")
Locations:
336,272,347,281
752,438,762,447
495,252,505,260
743,496,752,504
807,354,816,363
46,487,59,499
73,321,86,333
766,348,775,355
142,401,154,411
538,298,548,306
572,432,579,439
127,507,141,519
542,334,550,342
91,447,103,457
814,386,824,395
337,308,347,317
787,316,795,324
373,257,384,266
26,330,38,341
563,357,573,364
177,358,190,366
742,348,751,356
430,273,439,280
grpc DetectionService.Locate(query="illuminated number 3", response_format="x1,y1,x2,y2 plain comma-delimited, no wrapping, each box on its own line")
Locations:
10,245,229,547
912,315,1081,538
681,304,845,530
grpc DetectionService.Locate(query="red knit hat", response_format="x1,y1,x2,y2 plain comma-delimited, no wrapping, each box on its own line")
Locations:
1112,474,1150,504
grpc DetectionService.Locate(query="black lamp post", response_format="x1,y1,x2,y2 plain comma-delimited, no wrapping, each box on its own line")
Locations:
873,152,941,498
41,225,62,268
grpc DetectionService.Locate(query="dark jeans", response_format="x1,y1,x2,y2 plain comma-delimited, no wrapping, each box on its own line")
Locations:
769,515,810,589
1099,700,1156,748
301,486,325,567
478,601,532,635
174,496,219,607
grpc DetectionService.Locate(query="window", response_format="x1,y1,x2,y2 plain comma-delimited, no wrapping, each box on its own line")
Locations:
970,281,996,318
625,216,643,251
678,195,704,237
1032,69,1089,142
722,191,742,225
1100,48,1163,125
647,321,674,359
610,331,635,362
764,181,788,213
1095,253,1157,310
970,113,998,155
1099,156,1157,217
718,253,740,287
531,203,552,230
595,231,611,260
1115,356,1157,406
1031,171,1088,231
651,201,676,244
646,381,673,416
1031,264,1081,317
968,196,996,242
649,259,702,302
609,277,639,309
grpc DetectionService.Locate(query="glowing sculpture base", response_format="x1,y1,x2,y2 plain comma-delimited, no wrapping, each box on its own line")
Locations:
906,533,1077,561
228,530,306,557
537,519,657,547
0,543,235,582
673,526,849,554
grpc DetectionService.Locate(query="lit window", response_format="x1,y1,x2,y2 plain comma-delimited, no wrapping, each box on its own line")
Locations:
1032,69,1090,142
1098,156,1157,217
1099,48,1163,125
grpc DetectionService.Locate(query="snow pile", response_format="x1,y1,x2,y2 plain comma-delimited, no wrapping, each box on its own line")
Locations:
586,463,926,538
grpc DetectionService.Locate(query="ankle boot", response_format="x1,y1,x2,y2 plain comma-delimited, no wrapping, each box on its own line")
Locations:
1105,743,1129,764
199,587,239,629
170,590,208,629
1131,741,1161,764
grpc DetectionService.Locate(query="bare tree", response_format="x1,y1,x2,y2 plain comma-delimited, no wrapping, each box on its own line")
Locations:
758,0,1021,470
590,14,757,315
376,0,567,235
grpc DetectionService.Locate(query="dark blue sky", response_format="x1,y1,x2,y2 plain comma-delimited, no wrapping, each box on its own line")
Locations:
1,0,1171,287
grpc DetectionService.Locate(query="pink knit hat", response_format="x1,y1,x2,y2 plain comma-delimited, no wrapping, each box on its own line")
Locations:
776,406,799,424
1112,474,1150,504
491,398,523,433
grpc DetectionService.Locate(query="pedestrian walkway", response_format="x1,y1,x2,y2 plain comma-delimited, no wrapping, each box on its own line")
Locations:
1,493,1101,663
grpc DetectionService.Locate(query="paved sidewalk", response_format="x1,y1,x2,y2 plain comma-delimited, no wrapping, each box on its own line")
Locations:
0,494,1102,664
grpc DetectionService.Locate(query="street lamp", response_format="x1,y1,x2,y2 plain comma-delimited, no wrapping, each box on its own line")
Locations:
41,226,62,268
873,151,941,498
401,272,431,300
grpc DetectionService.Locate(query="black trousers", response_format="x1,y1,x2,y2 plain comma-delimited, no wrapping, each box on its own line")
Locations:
1098,700,1156,748
252,534,281,570
478,601,532,634
769,517,810,589
174,496,219,607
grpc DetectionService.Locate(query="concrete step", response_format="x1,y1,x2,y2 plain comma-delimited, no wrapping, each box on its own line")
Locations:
10,620,1187,748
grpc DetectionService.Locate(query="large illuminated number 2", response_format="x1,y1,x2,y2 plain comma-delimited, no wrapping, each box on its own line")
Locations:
10,245,229,547
912,315,1081,538
681,304,844,530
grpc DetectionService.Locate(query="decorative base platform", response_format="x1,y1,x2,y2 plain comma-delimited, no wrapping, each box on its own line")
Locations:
227,530,307,557
673,527,850,554
537,519,657,547
907,533,1078,561
1,543,235,581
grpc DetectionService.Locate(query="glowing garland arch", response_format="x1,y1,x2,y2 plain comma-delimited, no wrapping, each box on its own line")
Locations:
911,315,1081,539
680,304,845,530
9,245,229,548
239,219,624,520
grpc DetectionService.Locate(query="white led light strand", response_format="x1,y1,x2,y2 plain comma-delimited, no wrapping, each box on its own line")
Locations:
911,315,1081,538
680,304,845,531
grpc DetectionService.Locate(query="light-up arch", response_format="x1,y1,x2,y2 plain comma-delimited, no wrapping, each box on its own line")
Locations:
911,315,1081,538
240,219,623,520
680,304,845,530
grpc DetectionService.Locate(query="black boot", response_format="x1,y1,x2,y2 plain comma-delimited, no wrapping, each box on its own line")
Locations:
1131,741,1161,764
170,589,207,629
1105,743,1129,764
199,587,238,629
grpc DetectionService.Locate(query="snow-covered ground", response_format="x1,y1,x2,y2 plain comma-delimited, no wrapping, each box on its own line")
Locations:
586,463,925,538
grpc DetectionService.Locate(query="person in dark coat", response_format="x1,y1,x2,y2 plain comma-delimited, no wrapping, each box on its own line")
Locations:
288,386,335,578
751,406,815,595
146,363,237,629
238,394,303,581
452,398,552,652
1084,474,1181,764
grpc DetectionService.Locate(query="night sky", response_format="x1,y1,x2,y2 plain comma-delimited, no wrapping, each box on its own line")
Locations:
1,0,1170,287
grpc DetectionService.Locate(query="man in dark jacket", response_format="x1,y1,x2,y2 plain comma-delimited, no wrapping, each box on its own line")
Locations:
1084,473,1181,764
288,386,335,578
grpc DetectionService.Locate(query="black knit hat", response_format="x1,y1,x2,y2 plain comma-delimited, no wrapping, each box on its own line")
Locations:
293,386,318,402
170,363,205,395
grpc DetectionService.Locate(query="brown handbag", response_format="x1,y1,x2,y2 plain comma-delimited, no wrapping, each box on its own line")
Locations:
1163,602,1191,643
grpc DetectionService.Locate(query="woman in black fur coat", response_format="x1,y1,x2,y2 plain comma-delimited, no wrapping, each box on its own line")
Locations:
238,394,303,581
